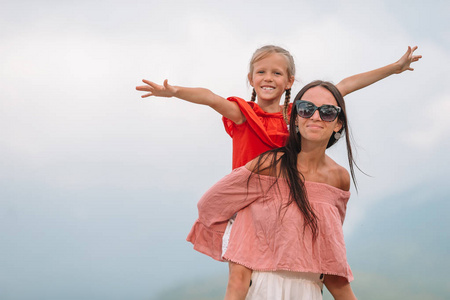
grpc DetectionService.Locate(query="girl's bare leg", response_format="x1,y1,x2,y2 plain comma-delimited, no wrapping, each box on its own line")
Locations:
224,262,252,300
323,274,357,300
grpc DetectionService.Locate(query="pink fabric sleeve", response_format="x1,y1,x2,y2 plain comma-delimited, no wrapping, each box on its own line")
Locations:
186,166,265,261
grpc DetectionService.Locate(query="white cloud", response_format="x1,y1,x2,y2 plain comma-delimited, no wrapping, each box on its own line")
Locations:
1,0,448,206
403,94,450,150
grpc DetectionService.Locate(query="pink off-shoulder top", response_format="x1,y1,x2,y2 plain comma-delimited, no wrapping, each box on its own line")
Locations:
186,166,353,282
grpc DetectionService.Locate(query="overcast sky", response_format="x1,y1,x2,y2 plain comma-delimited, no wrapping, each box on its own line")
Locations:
1,0,449,299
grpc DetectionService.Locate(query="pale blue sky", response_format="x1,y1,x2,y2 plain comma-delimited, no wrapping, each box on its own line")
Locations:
0,0,449,298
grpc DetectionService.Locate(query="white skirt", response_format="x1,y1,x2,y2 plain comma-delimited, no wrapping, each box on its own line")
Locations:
246,271,323,300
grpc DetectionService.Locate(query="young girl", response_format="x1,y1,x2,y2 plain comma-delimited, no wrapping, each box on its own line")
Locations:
136,45,421,299
136,45,420,171
188,80,359,299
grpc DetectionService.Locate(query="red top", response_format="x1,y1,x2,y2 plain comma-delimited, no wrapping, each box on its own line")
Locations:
222,97,292,169
186,166,353,282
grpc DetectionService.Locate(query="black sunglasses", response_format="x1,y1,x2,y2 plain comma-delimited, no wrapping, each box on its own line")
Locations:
295,100,341,122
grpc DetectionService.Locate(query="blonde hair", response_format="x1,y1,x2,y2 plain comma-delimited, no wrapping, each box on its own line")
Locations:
249,45,295,124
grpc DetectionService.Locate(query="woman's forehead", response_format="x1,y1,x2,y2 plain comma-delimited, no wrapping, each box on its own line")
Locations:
301,86,337,106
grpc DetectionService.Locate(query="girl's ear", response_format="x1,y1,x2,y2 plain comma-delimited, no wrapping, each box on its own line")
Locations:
248,73,254,87
287,75,295,89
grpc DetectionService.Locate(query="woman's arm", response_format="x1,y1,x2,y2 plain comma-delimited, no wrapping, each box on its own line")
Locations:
336,46,422,96
136,79,245,124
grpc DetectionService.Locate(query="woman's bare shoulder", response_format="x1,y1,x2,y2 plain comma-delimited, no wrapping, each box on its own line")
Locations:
326,156,351,191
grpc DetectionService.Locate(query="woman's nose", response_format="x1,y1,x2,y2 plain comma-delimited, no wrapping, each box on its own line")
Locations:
310,109,321,120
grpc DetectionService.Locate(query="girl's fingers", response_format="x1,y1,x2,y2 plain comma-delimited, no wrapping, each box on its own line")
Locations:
142,79,160,88
136,85,153,92
141,93,153,98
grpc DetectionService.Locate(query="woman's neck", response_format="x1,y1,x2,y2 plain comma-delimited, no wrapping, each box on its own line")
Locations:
297,142,328,174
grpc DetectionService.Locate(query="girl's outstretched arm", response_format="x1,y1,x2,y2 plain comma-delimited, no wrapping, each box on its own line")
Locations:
336,46,422,97
136,79,245,124
323,275,357,300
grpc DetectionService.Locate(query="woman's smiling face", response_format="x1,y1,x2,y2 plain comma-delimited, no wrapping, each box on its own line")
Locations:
296,86,342,143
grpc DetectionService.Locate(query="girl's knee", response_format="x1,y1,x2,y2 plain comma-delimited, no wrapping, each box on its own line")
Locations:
228,263,252,290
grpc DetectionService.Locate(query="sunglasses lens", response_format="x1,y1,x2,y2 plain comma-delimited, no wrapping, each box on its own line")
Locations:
319,106,339,122
297,102,316,118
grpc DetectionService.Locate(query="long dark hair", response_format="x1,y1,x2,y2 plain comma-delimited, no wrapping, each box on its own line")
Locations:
250,80,357,238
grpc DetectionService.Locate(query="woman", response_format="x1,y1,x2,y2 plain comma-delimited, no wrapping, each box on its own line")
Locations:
188,80,357,299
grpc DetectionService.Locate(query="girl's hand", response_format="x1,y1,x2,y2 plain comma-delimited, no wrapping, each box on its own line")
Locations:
395,46,422,74
136,79,177,98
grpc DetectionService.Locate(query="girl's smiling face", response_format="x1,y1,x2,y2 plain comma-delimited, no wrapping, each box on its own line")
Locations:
248,53,294,103
296,86,343,143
